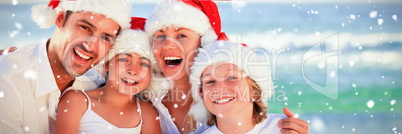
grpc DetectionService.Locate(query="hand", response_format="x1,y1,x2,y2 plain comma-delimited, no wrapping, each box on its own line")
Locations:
0,47,17,55
278,107,309,134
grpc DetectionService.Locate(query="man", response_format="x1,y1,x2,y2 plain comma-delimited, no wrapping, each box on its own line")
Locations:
0,0,131,133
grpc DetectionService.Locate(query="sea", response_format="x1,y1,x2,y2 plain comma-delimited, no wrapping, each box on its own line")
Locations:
0,1,401,134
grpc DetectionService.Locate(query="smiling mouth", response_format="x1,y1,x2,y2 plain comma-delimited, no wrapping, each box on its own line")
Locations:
73,48,91,60
121,78,138,85
213,97,235,104
164,56,183,68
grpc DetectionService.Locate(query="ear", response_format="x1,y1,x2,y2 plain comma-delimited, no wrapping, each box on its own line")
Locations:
55,11,65,28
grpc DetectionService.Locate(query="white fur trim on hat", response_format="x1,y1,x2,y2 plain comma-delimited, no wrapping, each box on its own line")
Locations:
103,29,151,63
31,0,131,29
189,41,274,123
145,1,217,44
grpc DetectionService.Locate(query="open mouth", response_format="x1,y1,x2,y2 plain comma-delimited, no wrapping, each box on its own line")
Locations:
164,56,183,68
73,48,91,61
213,97,235,104
121,78,138,85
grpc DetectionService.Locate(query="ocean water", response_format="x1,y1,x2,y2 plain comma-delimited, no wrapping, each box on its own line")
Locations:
1,2,401,134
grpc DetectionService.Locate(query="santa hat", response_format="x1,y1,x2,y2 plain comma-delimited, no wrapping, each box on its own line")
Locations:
188,41,274,123
31,0,131,29
145,0,229,45
103,17,151,62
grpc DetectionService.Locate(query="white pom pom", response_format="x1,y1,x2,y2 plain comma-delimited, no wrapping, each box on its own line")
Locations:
189,97,209,123
200,29,218,47
31,4,58,28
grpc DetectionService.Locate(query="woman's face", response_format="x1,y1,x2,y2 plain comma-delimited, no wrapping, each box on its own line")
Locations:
106,53,151,95
201,62,254,118
152,27,201,81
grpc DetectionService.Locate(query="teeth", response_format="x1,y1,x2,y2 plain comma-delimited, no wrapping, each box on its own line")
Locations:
164,57,182,60
214,97,234,104
74,49,90,60
122,78,138,85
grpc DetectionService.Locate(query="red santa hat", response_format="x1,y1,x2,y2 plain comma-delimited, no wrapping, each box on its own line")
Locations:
188,41,274,123
31,0,132,29
104,17,151,62
145,0,229,45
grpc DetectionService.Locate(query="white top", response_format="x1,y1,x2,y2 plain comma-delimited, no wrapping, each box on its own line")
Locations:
61,90,143,134
0,41,106,133
202,113,286,134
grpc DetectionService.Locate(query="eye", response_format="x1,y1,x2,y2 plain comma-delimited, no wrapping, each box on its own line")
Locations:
100,35,115,45
140,62,150,67
118,58,128,62
227,76,236,80
79,25,90,31
155,35,166,40
205,80,215,84
178,34,187,38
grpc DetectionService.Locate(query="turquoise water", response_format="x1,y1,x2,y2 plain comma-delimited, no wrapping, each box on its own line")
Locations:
1,2,401,134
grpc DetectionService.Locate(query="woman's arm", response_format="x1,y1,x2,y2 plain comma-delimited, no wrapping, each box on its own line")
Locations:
55,90,88,134
278,107,309,134
140,101,162,134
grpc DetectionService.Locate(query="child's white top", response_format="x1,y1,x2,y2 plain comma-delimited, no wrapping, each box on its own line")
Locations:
201,113,286,134
63,90,143,134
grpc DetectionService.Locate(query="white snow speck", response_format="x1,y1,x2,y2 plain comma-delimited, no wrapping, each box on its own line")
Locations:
355,92,358,95
335,5,338,9
39,107,45,112
90,16,93,19
64,109,68,112
352,83,357,88
311,117,324,131
12,0,18,5
67,100,69,103
292,4,296,7
350,14,356,20
328,106,333,110
390,100,396,105
392,127,397,131
174,104,178,108
318,61,325,69
392,14,397,21
369,26,372,30
182,95,186,99
237,9,241,13
377,18,384,25
108,126,112,129
24,126,29,132
342,23,345,27
298,91,302,96
0,91,4,98
218,114,223,118
120,112,123,115
277,28,282,32
13,64,18,69
14,22,22,30
342,125,345,128
366,100,375,108
237,122,242,126
330,71,336,77
294,113,299,118
9,30,19,38
352,128,356,132
369,11,378,18
11,14,15,17
24,70,36,80
57,75,60,78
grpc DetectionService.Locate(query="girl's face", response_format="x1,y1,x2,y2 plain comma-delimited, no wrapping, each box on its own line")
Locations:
106,53,151,95
201,62,254,118
152,27,201,81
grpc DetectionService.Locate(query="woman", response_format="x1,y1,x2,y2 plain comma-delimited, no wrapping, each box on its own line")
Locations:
144,0,309,134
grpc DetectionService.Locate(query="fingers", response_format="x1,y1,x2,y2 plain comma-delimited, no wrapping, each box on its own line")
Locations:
0,47,17,55
8,47,17,52
278,117,309,134
280,129,300,134
283,107,294,117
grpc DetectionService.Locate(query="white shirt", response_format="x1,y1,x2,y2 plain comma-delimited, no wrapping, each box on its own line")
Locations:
202,113,286,134
0,42,60,134
0,42,101,134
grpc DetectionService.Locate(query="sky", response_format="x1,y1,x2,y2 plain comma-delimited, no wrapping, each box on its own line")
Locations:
1,0,402,4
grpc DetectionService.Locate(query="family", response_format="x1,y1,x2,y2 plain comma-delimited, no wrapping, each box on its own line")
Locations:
0,0,309,134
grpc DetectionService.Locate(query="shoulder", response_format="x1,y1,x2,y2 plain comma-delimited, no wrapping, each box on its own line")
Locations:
58,90,88,115
139,100,157,114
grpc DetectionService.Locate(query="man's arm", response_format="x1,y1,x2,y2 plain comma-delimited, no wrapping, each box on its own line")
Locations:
0,47,17,55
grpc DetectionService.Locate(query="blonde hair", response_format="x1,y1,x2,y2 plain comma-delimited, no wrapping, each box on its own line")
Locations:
206,76,268,126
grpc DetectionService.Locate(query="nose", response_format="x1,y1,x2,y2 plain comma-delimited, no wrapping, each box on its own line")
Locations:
214,81,227,92
162,39,177,50
83,36,98,51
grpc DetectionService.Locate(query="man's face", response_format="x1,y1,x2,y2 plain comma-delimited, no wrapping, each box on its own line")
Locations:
55,12,120,77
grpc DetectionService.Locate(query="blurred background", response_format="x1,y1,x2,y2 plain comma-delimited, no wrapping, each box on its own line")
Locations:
0,0,401,133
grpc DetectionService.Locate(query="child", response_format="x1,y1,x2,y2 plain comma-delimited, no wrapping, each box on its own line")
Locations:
55,18,161,134
189,41,286,133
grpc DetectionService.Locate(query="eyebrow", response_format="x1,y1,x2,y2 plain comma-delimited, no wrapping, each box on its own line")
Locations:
140,57,151,62
78,19,116,39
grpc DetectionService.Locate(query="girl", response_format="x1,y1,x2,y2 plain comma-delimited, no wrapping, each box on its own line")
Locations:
190,41,285,133
145,0,308,134
55,22,161,133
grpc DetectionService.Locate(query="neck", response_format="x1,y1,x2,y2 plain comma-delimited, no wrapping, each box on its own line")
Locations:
99,84,134,108
216,108,255,133
47,39,75,92
166,74,193,106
